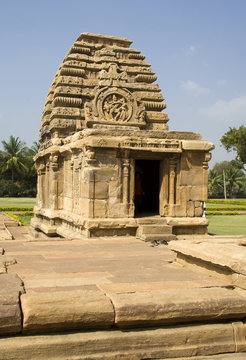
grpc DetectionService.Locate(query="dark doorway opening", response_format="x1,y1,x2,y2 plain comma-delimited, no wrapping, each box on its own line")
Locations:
134,160,160,217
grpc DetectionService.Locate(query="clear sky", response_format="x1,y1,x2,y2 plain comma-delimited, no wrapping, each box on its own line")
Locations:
0,0,246,167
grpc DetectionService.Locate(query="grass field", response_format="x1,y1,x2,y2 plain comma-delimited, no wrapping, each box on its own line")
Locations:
207,215,246,235
16,214,33,226
207,203,246,208
0,197,36,207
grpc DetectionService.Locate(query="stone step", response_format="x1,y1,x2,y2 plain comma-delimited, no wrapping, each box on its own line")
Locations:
137,224,173,235
18,286,246,334
140,233,177,243
137,222,177,243
137,217,167,225
1,323,245,360
4,221,20,227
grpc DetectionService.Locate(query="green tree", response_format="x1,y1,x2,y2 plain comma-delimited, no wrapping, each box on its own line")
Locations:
28,141,39,157
208,169,223,198
209,161,246,198
225,166,246,198
0,136,28,183
20,141,39,196
221,126,246,171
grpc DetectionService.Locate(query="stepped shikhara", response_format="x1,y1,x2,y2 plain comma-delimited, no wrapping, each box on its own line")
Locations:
31,33,214,239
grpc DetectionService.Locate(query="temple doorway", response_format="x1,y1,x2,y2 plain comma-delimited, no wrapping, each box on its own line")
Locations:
134,160,160,217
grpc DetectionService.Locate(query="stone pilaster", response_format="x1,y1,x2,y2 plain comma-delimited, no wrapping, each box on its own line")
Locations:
45,161,50,208
122,151,130,216
202,152,212,201
49,154,59,210
129,158,135,217
37,163,46,208
168,158,177,216
70,157,74,211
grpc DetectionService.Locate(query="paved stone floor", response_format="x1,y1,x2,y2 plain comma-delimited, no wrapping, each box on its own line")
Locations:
1,228,227,295
2,227,246,359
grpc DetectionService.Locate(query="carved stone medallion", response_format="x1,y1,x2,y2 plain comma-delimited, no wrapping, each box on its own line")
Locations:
84,87,146,128
102,93,132,122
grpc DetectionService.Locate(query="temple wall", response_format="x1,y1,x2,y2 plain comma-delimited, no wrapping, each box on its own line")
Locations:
174,151,209,217
83,149,130,219
157,151,210,218
33,146,211,236
48,148,131,220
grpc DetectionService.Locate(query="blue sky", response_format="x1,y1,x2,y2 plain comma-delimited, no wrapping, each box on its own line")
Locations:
0,0,246,167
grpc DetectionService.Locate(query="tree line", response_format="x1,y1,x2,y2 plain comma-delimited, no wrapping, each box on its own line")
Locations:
0,136,38,197
0,125,245,198
208,125,246,198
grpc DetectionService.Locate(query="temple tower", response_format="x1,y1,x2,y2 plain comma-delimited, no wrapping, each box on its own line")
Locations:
31,33,214,239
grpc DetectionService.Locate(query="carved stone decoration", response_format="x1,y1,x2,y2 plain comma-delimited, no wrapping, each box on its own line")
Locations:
85,87,146,128
95,49,116,62
84,146,96,166
50,155,59,171
98,63,127,87
102,94,131,122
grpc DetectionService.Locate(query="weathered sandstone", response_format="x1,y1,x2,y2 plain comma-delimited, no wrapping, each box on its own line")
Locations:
0,322,244,360
31,32,214,240
21,289,114,333
0,274,24,335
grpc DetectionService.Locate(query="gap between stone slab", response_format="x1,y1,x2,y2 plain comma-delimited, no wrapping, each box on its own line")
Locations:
100,287,117,328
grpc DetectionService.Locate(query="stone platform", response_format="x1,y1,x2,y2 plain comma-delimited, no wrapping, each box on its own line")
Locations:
1,227,246,359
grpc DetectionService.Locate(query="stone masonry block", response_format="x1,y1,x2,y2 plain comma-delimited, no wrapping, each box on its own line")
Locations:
108,180,121,198
94,169,116,182
180,169,203,186
186,200,195,217
0,274,24,335
108,203,127,218
195,205,203,217
94,200,107,217
95,181,108,199
21,289,114,333
0,323,238,360
108,287,246,328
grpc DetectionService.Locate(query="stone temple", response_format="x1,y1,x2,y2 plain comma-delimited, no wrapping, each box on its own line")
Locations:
31,33,214,240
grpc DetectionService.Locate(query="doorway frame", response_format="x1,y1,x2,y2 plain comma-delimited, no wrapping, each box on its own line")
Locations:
130,154,168,218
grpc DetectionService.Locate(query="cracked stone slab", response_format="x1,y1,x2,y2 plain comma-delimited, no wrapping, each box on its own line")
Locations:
98,278,228,293
0,255,17,274
108,287,246,328
21,289,114,333
0,255,17,266
0,273,24,335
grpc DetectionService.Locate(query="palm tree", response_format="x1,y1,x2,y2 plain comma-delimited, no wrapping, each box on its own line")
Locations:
1,136,28,183
28,141,40,157
224,167,246,198
24,141,39,173
21,141,39,195
208,169,223,198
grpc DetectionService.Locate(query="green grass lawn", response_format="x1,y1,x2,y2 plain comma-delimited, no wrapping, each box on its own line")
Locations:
207,215,246,235
16,214,33,226
0,197,36,207
207,203,246,208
